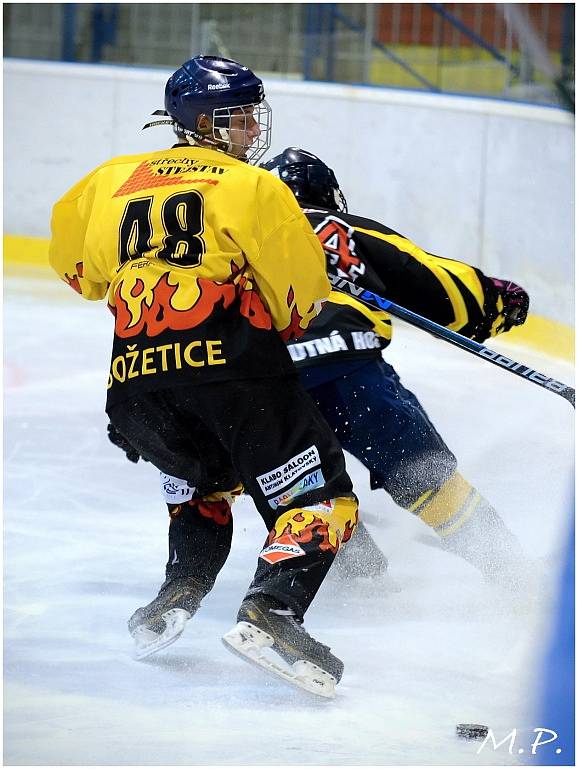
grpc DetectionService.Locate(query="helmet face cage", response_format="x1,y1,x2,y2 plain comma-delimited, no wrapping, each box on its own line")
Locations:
305,165,348,212
334,187,348,213
211,99,272,165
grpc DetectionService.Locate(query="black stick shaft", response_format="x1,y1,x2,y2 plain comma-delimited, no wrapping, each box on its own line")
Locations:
328,273,575,409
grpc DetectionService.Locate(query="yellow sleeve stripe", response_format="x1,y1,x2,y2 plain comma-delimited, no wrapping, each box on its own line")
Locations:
352,225,486,331
328,290,392,340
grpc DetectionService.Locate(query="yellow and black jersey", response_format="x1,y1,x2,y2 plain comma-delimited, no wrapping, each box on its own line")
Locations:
288,292,391,367
49,146,329,407
286,206,504,370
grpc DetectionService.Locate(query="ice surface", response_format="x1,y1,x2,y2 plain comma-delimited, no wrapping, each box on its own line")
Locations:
4,273,574,766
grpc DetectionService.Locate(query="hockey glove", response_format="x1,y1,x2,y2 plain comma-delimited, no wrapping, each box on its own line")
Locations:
107,422,142,464
490,277,529,334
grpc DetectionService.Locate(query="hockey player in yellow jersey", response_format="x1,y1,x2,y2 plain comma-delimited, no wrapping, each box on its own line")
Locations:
49,57,358,698
262,148,530,586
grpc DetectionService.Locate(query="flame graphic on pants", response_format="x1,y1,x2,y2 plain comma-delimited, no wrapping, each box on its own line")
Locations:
168,486,241,526
266,499,358,555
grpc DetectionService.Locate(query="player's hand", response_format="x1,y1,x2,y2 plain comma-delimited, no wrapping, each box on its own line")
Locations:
490,277,529,333
107,422,142,463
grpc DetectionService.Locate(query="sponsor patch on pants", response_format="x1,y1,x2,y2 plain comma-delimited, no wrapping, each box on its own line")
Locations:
256,445,321,497
160,473,196,503
259,533,306,564
268,468,326,509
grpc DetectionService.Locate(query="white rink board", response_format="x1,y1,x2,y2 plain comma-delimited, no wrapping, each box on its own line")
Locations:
4,273,574,766
4,58,574,325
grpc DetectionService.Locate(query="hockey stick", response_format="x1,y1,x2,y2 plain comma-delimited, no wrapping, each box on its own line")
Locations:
328,273,575,408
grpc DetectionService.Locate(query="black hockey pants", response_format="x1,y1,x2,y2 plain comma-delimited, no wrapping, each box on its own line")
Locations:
107,375,358,618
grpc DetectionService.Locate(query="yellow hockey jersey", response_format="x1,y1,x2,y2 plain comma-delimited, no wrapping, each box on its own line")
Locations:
49,146,329,407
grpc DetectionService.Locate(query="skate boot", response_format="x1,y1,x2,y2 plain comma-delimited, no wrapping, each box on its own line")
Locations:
128,576,205,660
331,520,389,579
437,500,531,591
222,594,343,699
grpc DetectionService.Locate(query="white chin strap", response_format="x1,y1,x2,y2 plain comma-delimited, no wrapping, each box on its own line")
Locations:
216,126,234,154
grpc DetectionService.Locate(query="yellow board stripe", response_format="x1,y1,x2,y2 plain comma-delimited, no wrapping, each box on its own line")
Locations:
4,234,50,267
498,315,575,363
4,234,574,361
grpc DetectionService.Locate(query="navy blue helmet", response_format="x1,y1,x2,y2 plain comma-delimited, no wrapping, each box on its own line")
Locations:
261,148,347,212
145,55,271,165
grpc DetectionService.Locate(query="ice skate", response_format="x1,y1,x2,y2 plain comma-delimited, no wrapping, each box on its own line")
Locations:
436,499,533,592
128,576,205,660
222,594,343,699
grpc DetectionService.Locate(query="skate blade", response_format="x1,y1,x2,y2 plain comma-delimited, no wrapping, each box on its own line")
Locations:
131,608,191,660
222,621,337,699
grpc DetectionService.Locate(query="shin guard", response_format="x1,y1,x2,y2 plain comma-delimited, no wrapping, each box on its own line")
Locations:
247,495,358,617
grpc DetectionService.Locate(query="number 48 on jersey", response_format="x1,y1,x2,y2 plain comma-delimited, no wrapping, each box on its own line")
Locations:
118,190,206,268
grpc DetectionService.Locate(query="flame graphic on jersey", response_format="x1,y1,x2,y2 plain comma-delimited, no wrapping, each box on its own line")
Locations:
112,264,274,339
266,504,357,556
279,286,306,342
113,272,236,338
63,261,84,294
230,262,272,331
113,161,219,197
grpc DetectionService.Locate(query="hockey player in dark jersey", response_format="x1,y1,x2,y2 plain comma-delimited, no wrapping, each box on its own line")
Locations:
261,148,530,584
49,62,359,698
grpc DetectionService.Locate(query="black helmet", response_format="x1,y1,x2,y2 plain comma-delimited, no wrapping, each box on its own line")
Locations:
261,147,347,212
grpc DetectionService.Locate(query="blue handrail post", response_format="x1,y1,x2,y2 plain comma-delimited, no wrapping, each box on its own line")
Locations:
91,4,119,63
91,5,104,62
429,3,520,77
331,6,439,91
325,3,336,82
61,4,77,62
304,4,317,81
561,3,575,81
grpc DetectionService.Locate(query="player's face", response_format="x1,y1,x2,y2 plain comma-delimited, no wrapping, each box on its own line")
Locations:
227,105,261,159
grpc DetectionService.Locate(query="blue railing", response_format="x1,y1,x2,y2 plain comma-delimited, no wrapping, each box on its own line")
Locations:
5,2,573,109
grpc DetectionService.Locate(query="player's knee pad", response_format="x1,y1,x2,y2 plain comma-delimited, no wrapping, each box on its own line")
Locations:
263,496,359,561
160,472,241,526
190,484,243,526
410,471,481,537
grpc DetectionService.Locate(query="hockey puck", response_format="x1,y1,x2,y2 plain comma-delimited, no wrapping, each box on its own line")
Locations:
456,724,489,741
